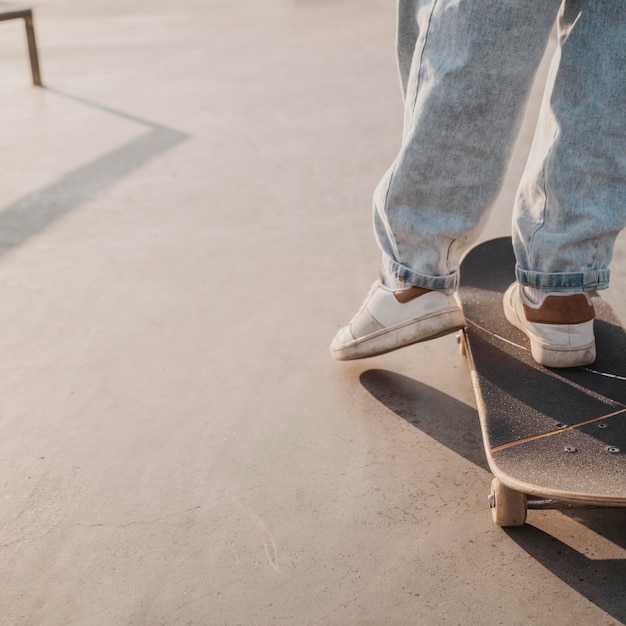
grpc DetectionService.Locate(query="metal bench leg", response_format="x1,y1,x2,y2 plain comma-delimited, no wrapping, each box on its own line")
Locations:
23,11,42,86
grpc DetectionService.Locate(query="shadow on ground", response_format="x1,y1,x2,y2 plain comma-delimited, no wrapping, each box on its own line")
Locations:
360,367,626,624
0,88,189,256
510,517,626,624
359,368,487,470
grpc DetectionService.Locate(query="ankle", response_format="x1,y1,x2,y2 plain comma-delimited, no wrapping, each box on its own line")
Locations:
382,272,411,291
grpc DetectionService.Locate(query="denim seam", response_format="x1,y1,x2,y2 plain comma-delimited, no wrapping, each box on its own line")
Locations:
589,235,600,269
408,0,439,125
445,238,454,276
381,166,401,263
528,158,549,267
526,124,554,269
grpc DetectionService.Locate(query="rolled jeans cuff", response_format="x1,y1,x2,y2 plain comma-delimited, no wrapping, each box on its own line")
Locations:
383,255,458,294
515,266,610,292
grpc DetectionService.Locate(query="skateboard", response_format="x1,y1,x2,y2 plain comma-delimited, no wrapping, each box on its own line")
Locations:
458,237,626,526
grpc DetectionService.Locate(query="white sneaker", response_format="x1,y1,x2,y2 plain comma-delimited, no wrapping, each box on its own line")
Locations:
330,280,465,361
503,282,596,368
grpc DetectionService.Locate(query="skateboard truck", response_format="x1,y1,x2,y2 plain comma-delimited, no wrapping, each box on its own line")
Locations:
489,491,598,512
487,478,608,526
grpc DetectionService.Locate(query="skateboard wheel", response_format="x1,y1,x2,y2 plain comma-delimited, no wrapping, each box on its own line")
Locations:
489,478,527,527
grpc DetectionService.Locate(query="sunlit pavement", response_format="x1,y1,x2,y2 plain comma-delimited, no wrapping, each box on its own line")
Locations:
1,2,625,624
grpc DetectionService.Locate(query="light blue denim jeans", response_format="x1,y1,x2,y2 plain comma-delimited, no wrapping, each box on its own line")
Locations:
375,0,626,293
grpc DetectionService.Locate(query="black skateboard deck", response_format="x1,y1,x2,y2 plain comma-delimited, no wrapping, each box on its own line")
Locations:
458,237,626,526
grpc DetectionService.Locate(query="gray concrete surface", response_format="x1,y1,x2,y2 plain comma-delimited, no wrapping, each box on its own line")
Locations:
1,1,625,624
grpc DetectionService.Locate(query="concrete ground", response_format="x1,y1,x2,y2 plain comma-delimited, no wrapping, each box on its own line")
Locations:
1,1,626,624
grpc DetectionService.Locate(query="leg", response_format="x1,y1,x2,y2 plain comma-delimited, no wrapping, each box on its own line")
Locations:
331,0,562,361
513,0,626,293
376,0,561,292
504,0,626,367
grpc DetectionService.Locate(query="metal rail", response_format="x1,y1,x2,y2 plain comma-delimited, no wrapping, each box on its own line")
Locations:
0,4,42,86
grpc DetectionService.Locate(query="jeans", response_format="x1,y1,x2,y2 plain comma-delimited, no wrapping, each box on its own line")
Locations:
375,0,626,293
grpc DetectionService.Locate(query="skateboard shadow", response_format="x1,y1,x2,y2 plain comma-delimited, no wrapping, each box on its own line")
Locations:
510,516,626,623
359,368,488,471
360,368,626,623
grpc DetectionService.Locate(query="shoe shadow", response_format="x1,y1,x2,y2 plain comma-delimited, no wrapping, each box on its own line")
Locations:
360,367,626,623
359,369,488,471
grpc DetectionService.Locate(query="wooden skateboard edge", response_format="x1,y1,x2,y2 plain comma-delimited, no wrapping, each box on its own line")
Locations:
460,329,626,509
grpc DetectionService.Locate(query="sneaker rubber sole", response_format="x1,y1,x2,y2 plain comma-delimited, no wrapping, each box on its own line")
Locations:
331,308,465,361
